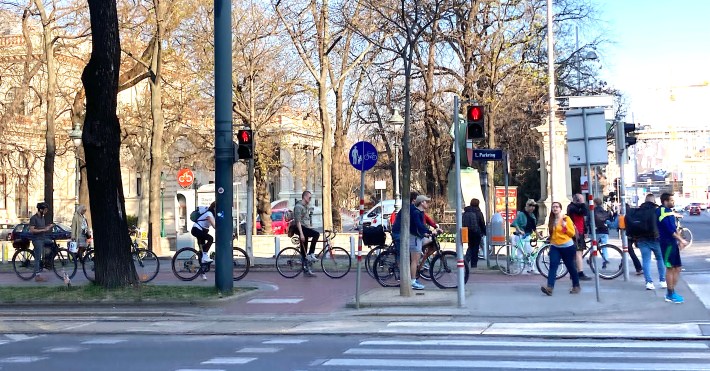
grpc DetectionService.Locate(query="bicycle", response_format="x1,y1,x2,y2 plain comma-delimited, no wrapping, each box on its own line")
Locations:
536,237,624,280
275,230,351,278
171,234,249,281
82,226,160,283
495,232,545,276
12,238,77,281
373,235,469,289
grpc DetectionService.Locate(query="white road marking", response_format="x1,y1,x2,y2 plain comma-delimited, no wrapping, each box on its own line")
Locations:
4,334,38,341
263,339,308,344
176,369,225,371
323,359,710,370
247,298,303,304
201,357,257,365
0,356,47,363
81,338,127,345
385,321,489,328
236,347,281,353
345,348,710,360
43,346,87,353
359,339,709,349
61,322,96,331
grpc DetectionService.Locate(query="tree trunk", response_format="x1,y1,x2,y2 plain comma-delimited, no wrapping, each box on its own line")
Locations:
82,0,137,288
148,3,166,253
254,155,272,234
318,2,333,232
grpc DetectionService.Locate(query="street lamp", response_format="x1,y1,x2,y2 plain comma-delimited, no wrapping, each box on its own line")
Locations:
388,109,404,212
160,177,166,237
575,26,598,93
68,123,82,211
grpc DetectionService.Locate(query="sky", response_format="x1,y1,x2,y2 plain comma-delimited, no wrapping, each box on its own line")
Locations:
593,0,710,128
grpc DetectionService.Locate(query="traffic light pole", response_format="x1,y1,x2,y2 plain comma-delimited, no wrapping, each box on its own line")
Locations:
213,0,234,294
453,96,465,307
616,122,630,282
581,109,601,302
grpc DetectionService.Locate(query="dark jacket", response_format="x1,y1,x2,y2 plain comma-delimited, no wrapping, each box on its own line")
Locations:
593,208,611,235
567,202,589,234
638,201,660,241
462,206,486,236
392,204,430,240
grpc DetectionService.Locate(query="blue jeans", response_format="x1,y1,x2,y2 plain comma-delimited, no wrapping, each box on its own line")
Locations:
597,234,609,261
547,245,580,288
637,239,666,283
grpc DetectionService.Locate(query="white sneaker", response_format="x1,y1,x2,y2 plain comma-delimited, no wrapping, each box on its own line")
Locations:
645,282,655,290
411,279,425,290
660,281,667,289
306,253,318,262
201,253,213,263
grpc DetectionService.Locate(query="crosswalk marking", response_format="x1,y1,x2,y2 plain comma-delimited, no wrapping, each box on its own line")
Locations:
263,339,308,344
201,357,257,365
175,369,226,371
0,356,47,363
323,359,710,370
359,339,709,349
236,347,281,353
344,348,710,360
43,346,87,353
385,321,489,328
247,298,303,304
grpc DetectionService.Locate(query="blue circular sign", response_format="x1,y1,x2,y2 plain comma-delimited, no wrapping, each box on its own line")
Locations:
349,141,378,172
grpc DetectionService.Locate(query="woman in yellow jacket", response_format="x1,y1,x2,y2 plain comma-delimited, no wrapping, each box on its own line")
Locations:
541,202,581,295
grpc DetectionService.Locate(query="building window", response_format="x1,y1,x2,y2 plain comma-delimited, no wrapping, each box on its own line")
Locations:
136,177,142,196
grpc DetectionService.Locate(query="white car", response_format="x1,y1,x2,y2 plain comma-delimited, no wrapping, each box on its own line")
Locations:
360,200,397,229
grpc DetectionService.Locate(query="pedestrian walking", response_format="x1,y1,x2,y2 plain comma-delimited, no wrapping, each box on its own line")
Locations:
567,194,592,281
462,198,486,269
70,205,90,257
541,202,580,296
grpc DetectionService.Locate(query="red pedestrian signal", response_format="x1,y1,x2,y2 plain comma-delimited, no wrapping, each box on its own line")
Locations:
467,105,485,140
236,129,253,160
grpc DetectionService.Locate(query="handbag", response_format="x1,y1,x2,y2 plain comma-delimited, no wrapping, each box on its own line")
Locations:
68,241,78,253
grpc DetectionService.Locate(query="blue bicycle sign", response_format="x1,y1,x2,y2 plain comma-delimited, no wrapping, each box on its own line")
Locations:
349,141,378,172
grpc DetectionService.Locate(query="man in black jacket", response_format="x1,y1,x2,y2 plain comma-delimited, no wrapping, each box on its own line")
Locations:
463,198,486,268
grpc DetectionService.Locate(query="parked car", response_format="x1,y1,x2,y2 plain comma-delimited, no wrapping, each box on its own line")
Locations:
8,223,72,249
1,222,15,241
360,200,397,229
239,208,293,235
688,204,702,216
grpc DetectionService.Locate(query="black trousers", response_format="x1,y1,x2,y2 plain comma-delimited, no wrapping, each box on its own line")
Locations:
299,226,320,255
191,226,213,252
465,233,483,267
628,239,643,272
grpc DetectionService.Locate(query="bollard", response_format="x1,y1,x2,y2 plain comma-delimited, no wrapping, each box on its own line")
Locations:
274,236,280,258
1,242,5,264
350,235,356,262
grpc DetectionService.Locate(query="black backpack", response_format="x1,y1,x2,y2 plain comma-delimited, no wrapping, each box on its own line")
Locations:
625,206,658,239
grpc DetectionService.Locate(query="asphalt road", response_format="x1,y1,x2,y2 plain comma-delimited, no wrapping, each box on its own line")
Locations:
2,333,710,371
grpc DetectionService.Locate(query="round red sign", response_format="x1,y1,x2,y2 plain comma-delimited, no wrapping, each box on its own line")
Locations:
177,168,194,188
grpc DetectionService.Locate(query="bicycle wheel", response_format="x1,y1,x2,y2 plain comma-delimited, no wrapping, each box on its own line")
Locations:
418,254,435,281
12,249,36,280
587,244,623,280
495,245,524,275
171,247,201,281
535,244,568,279
365,245,387,279
52,248,78,280
430,251,469,289
680,228,693,248
82,250,96,282
373,250,400,287
232,247,250,281
275,247,303,278
133,248,160,283
320,247,351,279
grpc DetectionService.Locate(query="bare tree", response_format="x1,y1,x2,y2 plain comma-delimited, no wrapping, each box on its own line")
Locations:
82,0,136,288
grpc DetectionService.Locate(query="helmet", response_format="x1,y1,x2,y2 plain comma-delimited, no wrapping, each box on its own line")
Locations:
37,202,48,210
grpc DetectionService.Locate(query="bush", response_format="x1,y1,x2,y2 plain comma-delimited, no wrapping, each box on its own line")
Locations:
126,214,139,228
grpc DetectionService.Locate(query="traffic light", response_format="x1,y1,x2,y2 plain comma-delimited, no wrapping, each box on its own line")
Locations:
236,129,253,160
466,105,485,140
624,123,637,147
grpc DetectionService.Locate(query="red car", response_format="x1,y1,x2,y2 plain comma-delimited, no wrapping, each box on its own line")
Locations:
688,205,701,215
255,208,294,235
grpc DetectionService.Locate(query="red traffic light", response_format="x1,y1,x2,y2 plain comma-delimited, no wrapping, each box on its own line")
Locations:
237,129,253,144
467,106,483,122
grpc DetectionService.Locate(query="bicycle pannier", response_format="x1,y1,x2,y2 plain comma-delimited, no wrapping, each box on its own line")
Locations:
363,225,386,246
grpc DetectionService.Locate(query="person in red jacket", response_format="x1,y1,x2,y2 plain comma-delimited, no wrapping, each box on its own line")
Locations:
566,194,592,281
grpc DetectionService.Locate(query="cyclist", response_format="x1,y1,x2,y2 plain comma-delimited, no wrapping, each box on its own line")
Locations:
511,199,538,273
294,190,318,277
29,202,54,282
191,201,216,264
417,195,442,272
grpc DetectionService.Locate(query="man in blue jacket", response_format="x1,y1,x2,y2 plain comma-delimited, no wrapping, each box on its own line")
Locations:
657,193,689,303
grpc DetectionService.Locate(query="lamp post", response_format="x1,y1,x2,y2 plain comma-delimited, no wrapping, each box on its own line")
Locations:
68,123,82,211
160,177,166,237
575,26,598,94
388,109,404,212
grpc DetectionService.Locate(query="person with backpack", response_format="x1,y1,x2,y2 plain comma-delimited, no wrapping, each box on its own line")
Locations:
191,201,216,264
593,198,613,269
628,193,667,290
463,198,486,269
567,194,592,281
